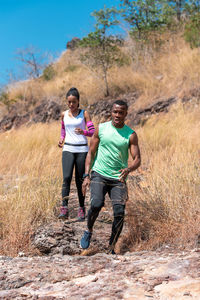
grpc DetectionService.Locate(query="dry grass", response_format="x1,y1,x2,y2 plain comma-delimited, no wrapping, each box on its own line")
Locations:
0,123,62,256
7,33,200,110
1,101,199,256
1,30,200,256
124,100,200,251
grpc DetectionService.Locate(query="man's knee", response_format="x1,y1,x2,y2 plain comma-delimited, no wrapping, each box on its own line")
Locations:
90,198,104,212
90,203,102,213
113,204,125,218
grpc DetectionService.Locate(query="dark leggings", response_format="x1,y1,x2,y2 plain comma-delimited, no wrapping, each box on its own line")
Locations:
62,151,87,207
88,205,125,247
87,171,127,247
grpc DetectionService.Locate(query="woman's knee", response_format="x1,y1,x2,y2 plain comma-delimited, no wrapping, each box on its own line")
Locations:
63,175,72,184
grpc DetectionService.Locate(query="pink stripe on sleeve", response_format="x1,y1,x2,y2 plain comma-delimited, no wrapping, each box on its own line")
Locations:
60,120,66,140
83,121,95,137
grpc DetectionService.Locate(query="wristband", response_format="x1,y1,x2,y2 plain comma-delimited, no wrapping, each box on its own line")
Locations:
83,121,95,137
83,173,90,179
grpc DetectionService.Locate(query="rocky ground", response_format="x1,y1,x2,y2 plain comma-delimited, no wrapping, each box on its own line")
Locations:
1,91,200,299
1,90,197,132
1,247,200,299
1,184,200,299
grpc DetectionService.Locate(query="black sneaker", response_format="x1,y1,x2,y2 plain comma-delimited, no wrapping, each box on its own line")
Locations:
106,246,116,255
80,231,92,249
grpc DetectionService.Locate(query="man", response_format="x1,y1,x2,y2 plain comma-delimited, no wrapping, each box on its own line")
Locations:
80,100,141,253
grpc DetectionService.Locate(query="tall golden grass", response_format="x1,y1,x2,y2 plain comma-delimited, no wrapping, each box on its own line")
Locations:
0,100,199,256
7,34,200,109
125,100,200,250
0,123,62,256
1,31,200,256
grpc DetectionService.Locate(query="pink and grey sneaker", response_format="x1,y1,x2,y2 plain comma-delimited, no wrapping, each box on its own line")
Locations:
78,207,86,221
58,206,68,219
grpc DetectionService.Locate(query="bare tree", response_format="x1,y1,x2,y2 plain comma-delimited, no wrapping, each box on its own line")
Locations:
15,46,50,79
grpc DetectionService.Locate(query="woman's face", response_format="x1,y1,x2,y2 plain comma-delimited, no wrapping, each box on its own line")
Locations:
67,95,79,112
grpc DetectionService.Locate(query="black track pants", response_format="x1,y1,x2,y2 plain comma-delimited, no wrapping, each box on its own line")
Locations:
87,171,127,247
62,151,87,207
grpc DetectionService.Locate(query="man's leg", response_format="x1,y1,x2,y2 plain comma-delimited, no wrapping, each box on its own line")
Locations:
109,181,128,251
109,204,125,248
80,171,107,249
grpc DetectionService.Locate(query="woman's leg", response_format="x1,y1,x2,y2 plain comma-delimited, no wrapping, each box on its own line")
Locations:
74,152,87,208
61,151,75,206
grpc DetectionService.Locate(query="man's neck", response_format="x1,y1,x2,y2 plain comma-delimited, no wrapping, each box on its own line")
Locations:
111,121,125,128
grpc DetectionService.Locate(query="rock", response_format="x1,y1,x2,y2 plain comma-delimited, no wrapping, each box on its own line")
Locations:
1,182,200,299
32,222,80,255
128,96,177,127
66,37,81,50
32,100,61,123
88,93,179,127
0,249,200,299
88,92,137,123
1,88,199,132
0,100,62,132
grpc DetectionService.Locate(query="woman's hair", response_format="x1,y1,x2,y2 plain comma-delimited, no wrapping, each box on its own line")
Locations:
66,87,80,100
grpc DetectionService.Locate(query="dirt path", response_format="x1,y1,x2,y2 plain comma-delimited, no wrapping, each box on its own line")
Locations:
1,181,200,299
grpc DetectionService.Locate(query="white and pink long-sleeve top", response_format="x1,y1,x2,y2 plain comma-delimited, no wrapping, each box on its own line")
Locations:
61,109,94,153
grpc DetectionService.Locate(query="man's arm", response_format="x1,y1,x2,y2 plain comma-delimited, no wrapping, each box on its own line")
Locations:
119,132,141,182
82,127,100,195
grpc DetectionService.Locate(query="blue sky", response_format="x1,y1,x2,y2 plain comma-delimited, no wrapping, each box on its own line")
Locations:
0,0,122,86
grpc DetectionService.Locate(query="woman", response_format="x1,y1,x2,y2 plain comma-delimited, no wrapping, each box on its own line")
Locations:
58,87,95,220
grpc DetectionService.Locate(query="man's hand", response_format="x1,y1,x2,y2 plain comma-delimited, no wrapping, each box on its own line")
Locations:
58,139,64,148
82,177,90,196
119,168,130,182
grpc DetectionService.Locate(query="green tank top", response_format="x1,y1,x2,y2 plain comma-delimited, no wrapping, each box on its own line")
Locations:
92,121,134,179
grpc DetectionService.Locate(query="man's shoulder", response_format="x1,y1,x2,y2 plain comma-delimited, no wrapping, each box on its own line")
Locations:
99,121,111,129
124,124,135,134
99,120,111,126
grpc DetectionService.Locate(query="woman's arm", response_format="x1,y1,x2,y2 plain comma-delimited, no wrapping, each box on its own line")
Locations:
83,110,95,137
74,110,95,137
58,112,65,148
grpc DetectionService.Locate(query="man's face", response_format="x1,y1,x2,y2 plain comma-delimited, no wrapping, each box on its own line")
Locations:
111,104,127,128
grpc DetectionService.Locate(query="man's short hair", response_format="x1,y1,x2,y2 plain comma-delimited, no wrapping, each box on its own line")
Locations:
113,99,128,110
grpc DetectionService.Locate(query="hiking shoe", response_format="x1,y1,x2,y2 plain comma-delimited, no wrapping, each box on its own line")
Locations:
106,246,116,255
58,206,68,219
78,207,86,221
80,231,92,249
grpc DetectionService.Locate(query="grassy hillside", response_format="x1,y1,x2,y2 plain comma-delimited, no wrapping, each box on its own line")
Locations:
0,100,199,256
4,33,200,112
0,31,200,256
126,100,200,250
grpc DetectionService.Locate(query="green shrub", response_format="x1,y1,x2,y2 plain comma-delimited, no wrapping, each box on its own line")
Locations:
42,64,56,81
64,65,79,72
184,13,200,48
0,91,16,109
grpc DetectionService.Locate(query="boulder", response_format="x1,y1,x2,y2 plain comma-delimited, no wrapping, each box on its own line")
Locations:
66,37,80,50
